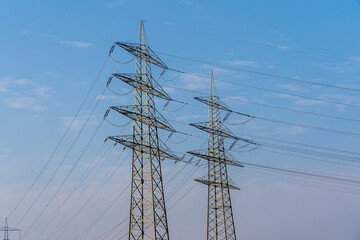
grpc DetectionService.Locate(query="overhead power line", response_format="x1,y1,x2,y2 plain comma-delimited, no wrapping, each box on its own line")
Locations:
6,55,110,224
162,72,360,108
241,162,360,185
144,19,360,63
163,84,360,124
157,51,360,93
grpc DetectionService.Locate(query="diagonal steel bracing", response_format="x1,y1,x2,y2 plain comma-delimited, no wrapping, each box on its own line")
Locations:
107,20,174,240
188,70,239,240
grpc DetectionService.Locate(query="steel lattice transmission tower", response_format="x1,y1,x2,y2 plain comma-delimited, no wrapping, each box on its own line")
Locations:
188,70,242,240
106,20,178,240
0,218,21,240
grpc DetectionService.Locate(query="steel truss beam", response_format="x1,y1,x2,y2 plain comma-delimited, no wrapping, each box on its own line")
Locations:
187,149,243,167
195,176,240,190
194,96,232,112
109,73,172,101
109,105,175,132
115,42,167,69
106,135,179,161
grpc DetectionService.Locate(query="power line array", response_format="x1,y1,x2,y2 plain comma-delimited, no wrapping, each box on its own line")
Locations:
2,20,360,240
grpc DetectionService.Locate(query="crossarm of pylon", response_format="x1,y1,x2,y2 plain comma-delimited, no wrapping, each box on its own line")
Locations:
0,227,20,231
190,121,242,140
195,176,240,190
187,149,243,167
106,135,180,161
115,42,167,69
194,96,234,112
109,105,175,132
111,73,171,101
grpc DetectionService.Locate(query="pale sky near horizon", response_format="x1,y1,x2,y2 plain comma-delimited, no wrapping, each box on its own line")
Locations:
1,1,360,239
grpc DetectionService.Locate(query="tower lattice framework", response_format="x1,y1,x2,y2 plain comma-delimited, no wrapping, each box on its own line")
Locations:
188,70,241,240
0,218,21,240
106,21,178,240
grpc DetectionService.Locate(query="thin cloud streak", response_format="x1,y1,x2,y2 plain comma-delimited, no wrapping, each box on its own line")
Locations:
60,41,94,48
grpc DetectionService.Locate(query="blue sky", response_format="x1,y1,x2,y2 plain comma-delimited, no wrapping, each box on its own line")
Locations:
1,1,360,239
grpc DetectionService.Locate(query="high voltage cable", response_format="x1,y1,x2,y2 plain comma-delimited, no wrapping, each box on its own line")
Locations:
222,97,360,123
19,116,106,239
240,162,360,185
19,51,125,235
49,151,131,240
256,141,360,162
160,69,360,109
18,81,109,235
163,95,360,159
167,166,200,201
236,114,360,137
257,148,360,169
144,20,360,63
157,51,360,93
30,144,115,239
237,169,360,195
73,183,131,240
168,182,198,211
6,55,110,223
163,86,360,138
164,76,360,108
15,86,107,230
44,149,126,240
87,164,199,240
163,84,360,124
84,163,190,240
159,88,360,137
168,118,360,166
246,134,360,156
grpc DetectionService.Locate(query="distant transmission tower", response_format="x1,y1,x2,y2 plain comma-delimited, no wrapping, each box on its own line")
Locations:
0,218,21,240
106,20,178,239
188,70,242,240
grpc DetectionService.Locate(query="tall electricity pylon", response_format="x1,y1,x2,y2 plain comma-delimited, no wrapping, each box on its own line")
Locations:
106,20,178,240
0,218,21,240
188,70,241,240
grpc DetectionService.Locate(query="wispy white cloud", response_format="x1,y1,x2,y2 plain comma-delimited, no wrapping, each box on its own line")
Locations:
277,45,290,50
275,126,306,135
4,97,47,111
96,94,118,101
1,77,53,111
106,0,126,8
0,82,9,92
60,41,94,48
226,59,258,67
294,99,324,106
323,60,360,74
61,114,98,131
176,114,206,121
349,56,360,62
32,87,53,98
0,77,31,92
319,93,360,106
41,33,57,39
223,96,248,105
277,84,310,93
178,1,203,9
178,73,207,91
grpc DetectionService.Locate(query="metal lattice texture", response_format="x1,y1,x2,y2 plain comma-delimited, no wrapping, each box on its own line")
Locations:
189,70,238,240
107,21,171,240
0,218,21,240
